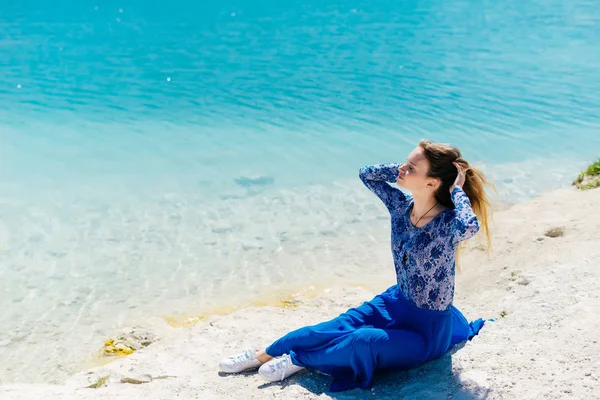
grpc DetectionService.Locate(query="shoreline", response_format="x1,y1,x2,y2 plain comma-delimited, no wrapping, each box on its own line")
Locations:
2,183,600,399
0,154,592,386
65,278,394,383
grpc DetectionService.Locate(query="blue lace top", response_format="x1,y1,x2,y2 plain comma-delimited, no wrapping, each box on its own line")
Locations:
359,163,480,311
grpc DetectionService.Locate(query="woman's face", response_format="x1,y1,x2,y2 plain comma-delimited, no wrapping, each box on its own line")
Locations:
396,146,434,193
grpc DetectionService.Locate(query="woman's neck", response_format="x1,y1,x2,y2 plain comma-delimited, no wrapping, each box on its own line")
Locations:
411,193,439,218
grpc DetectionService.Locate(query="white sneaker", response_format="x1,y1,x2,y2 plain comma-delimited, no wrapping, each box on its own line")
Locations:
258,353,305,382
219,348,263,373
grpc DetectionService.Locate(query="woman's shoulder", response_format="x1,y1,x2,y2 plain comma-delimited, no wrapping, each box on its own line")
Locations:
439,206,459,223
430,207,460,235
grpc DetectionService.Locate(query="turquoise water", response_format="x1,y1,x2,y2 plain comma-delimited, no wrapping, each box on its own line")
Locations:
1,0,600,384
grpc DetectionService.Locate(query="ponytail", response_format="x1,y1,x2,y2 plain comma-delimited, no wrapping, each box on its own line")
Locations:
461,163,494,251
419,140,495,269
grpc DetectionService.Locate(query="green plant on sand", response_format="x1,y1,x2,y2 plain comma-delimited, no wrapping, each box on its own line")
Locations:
573,159,600,190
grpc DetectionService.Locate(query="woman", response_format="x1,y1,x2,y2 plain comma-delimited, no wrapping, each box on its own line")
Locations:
219,140,491,392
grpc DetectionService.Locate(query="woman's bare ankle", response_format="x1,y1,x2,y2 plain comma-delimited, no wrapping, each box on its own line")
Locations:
255,348,273,363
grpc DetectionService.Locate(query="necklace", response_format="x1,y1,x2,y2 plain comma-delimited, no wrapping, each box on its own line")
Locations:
412,201,438,227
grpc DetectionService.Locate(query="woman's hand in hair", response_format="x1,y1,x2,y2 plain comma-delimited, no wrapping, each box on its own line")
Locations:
450,162,468,192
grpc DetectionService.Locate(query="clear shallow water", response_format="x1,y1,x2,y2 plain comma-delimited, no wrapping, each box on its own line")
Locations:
1,0,600,384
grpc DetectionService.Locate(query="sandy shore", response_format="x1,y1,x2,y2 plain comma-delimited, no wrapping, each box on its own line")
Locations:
2,186,599,399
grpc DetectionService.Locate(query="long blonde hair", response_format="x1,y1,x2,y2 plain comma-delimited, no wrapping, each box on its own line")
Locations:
419,140,494,267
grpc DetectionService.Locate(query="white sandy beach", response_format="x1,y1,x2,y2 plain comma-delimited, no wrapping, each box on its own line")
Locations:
1,185,599,400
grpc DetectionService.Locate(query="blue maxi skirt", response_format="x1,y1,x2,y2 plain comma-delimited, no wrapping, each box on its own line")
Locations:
266,285,485,392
